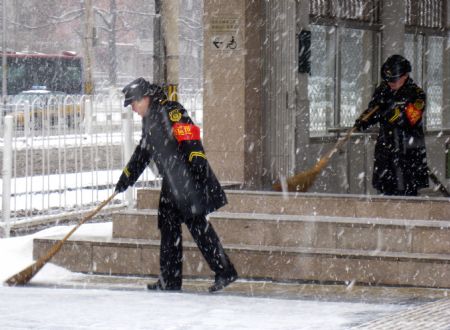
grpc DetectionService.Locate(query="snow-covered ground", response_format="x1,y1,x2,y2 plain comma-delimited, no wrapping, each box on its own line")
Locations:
0,223,408,329
0,286,404,330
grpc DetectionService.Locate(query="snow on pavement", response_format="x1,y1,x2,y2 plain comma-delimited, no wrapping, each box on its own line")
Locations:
0,285,405,330
0,223,406,330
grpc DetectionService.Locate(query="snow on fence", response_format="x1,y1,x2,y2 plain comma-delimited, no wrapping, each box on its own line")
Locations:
0,90,203,235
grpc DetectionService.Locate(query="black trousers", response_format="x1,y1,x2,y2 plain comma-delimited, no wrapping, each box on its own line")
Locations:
157,193,235,288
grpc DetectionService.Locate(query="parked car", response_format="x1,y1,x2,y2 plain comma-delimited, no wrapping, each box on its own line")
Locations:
6,86,83,129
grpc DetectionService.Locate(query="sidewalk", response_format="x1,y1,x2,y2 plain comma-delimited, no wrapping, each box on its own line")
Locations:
12,273,450,329
352,298,450,329
29,273,450,304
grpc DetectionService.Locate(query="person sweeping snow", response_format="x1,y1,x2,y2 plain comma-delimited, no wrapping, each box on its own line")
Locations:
354,55,429,196
115,77,238,292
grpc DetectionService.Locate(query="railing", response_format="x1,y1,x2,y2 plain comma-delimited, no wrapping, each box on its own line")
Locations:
310,0,446,31
310,0,381,23
405,0,445,29
0,90,203,235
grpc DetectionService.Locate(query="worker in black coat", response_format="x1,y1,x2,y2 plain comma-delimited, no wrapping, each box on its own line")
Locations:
115,77,237,292
355,55,429,196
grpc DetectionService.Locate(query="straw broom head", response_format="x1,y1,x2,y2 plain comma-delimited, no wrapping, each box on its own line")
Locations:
4,193,117,286
272,106,379,193
272,158,329,192
5,259,47,286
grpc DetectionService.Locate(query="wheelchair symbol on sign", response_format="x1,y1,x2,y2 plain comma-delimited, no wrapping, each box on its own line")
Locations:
226,36,237,49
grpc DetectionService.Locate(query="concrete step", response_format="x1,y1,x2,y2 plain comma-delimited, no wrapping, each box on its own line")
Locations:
136,189,450,221
33,234,450,288
112,209,450,255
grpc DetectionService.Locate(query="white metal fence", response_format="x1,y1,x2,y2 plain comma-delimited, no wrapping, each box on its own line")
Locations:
0,90,203,236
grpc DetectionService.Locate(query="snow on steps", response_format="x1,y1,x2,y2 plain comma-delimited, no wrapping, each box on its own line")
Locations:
112,209,450,255
138,188,450,221
33,189,450,288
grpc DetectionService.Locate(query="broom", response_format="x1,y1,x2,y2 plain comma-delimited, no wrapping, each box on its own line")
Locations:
4,192,117,286
273,106,379,192
427,168,450,197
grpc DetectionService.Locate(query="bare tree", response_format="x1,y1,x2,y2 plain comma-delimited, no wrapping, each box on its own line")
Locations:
10,0,83,52
93,0,154,87
92,0,154,87
8,0,154,87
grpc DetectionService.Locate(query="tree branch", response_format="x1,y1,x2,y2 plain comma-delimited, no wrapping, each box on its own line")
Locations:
9,11,83,30
94,7,113,27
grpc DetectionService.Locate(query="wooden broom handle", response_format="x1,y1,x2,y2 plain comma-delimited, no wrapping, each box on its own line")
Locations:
4,192,118,286
39,192,118,264
322,105,379,163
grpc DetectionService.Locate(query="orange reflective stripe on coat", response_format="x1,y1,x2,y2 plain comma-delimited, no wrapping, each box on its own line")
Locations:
172,123,201,142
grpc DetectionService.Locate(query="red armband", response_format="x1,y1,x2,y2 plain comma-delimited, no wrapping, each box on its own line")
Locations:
405,102,423,126
172,123,201,142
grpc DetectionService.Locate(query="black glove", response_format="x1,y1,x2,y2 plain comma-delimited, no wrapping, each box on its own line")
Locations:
115,167,131,193
354,117,364,131
354,107,376,131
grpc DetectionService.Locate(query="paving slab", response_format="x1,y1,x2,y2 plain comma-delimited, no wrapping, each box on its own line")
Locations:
352,298,450,329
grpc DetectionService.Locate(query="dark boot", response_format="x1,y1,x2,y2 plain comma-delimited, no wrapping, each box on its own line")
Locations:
147,279,181,291
208,268,238,293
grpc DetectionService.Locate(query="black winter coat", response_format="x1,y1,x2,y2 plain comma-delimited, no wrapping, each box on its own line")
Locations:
121,98,227,216
355,78,429,194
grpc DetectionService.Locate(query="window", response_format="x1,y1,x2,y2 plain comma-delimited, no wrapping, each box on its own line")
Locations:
405,34,444,130
308,25,377,137
0,53,83,95
309,26,445,135
404,34,423,83
308,25,335,136
339,28,375,128
425,36,444,129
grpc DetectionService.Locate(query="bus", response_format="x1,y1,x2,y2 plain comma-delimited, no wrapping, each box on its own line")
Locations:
0,51,83,95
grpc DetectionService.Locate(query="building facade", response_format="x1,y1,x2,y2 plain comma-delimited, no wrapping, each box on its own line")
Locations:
203,0,450,195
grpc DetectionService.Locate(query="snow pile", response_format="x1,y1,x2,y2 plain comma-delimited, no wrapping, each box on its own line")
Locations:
0,222,111,284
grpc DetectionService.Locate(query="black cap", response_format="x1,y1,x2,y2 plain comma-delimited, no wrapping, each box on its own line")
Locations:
381,55,411,82
122,77,165,107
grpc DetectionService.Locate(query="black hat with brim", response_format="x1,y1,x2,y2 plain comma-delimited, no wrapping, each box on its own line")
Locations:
122,77,150,107
381,55,412,82
122,78,166,107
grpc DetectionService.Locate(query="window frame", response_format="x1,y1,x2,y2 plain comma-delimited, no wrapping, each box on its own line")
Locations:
308,21,381,137
309,20,447,137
